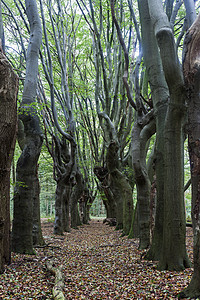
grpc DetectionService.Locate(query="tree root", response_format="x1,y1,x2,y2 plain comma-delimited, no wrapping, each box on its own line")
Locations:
46,260,65,300
34,243,61,250
178,277,200,299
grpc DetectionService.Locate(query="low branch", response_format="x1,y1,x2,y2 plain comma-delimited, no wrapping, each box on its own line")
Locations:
184,178,191,191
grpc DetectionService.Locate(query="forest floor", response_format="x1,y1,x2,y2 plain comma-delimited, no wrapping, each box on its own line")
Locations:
0,219,194,299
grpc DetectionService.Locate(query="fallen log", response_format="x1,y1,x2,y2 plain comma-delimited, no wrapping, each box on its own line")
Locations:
46,260,65,300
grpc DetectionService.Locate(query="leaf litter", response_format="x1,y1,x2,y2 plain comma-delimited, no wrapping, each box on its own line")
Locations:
0,220,194,299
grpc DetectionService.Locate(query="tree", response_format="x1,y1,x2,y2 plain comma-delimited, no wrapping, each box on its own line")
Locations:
135,0,192,270
81,0,135,234
137,0,169,260
11,0,43,254
110,0,156,244
179,11,200,299
0,1,18,271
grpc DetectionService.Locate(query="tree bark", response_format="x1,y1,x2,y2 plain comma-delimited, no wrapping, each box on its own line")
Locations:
106,141,133,234
94,166,117,219
132,113,155,249
32,165,45,246
53,138,75,235
179,13,200,298
54,179,71,235
138,0,169,260
12,0,43,254
80,189,94,224
71,170,84,229
0,52,18,272
147,0,190,270
159,101,189,270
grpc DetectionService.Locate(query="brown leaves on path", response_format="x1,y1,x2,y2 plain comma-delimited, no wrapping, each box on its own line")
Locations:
0,220,194,299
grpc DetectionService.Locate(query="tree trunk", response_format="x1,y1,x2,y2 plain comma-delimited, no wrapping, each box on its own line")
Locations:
54,179,66,235
179,13,200,298
32,165,45,246
102,188,116,218
82,191,95,224
94,166,117,219
159,103,190,270
128,201,139,239
53,137,75,235
132,114,155,249
11,0,43,254
71,171,84,229
147,0,190,270
12,132,43,253
80,190,93,224
138,0,169,260
0,52,18,272
106,141,133,234
62,184,71,232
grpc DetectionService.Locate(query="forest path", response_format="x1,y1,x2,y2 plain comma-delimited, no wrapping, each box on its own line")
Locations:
0,220,193,299
44,219,192,299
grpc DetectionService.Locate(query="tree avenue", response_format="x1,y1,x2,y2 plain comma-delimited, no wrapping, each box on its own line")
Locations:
1,0,200,298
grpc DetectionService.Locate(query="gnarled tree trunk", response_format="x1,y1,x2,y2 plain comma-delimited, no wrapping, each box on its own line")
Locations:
94,166,117,219
107,141,133,234
12,0,43,254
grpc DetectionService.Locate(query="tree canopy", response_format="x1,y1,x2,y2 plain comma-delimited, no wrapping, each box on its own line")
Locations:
1,0,200,298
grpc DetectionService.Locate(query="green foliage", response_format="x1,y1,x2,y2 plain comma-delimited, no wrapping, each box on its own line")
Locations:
38,144,56,218
90,194,106,217
4,0,193,222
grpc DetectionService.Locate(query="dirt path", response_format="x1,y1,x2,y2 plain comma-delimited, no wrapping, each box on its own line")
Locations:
0,220,193,299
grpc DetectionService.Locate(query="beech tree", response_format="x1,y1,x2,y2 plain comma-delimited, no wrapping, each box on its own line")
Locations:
0,1,18,272
110,0,156,246
11,0,43,254
180,10,200,299
38,0,80,234
78,0,135,234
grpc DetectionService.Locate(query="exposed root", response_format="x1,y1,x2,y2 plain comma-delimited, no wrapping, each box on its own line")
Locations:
46,260,65,300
